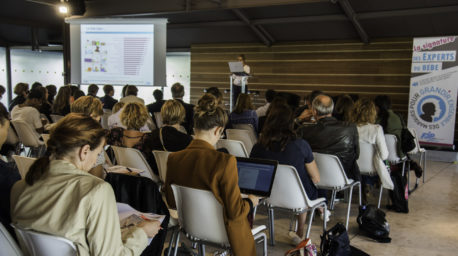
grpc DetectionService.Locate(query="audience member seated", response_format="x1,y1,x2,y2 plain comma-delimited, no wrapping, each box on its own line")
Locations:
52,85,73,116
73,89,85,101
10,113,161,255
0,104,21,237
163,93,259,255
350,98,393,203
258,97,288,132
46,84,57,104
37,86,52,123
108,101,153,132
88,84,99,98
148,100,193,174
206,87,224,109
295,90,323,123
31,81,42,90
333,94,354,122
256,89,276,118
107,102,156,172
250,102,326,244
229,93,258,132
120,85,145,105
9,82,29,112
297,94,361,181
11,88,46,136
147,89,165,127
99,84,117,111
0,85,5,107
171,83,194,135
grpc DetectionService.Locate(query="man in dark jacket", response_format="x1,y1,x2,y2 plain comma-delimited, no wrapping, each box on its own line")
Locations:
171,83,194,135
297,94,360,181
100,85,118,110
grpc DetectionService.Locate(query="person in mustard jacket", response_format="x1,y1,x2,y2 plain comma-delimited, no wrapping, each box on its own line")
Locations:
163,93,260,256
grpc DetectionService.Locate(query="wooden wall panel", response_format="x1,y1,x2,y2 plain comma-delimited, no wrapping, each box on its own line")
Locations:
190,38,413,117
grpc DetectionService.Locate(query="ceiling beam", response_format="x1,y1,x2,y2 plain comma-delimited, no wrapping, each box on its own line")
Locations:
231,9,272,46
335,0,369,44
0,16,61,29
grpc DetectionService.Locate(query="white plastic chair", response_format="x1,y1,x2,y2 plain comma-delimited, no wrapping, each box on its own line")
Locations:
50,115,64,123
357,141,385,208
216,139,249,157
152,150,171,183
153,112,163,128
313,152,361,229
408,128,427,183
101,109,112,129
226,129,254,154
11,120,45,157
110,146,159,182
385,134,413,192
171,185,268,256
12,224,76,256
12,155,37,179
232,124,257,145
265,165,327,245
0,223,22,256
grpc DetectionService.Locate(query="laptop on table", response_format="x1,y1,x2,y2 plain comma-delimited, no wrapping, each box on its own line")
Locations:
236,157,278,197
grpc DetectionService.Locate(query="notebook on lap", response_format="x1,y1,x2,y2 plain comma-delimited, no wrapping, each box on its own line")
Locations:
236,157,278,197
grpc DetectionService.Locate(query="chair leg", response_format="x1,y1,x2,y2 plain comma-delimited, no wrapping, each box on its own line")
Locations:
345,186,354,230
289,214,298,232
166,228,177,256
377,187,383,209
330,190,337,210
357,182,362,206
401,161,406,176
198,243,205,256
254,232,268,256
422,151,427,183
268,207,275,246
172,232,181,256
305,208,316,238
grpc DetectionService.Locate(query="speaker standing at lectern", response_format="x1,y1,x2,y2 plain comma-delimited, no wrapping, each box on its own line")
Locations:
230,54,251,107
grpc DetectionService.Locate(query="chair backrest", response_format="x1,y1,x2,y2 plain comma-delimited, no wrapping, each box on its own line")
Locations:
226,129,254,154
313,152,350,188
6,126,20,145
11,120,43,148
216,139,248,157
357,141,377,176
171,185,230,246
153,112,163,128
408,128,421,154
232,124,257,145
101,109,112,130
12,224,76,256
110,146,159,182
50,115,64,123
384,134,402,163
12,155,37,179
0,223,22,256
266,164,312,210
152,150,171,183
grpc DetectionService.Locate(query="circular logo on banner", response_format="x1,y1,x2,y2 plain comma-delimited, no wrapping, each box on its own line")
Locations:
409,86,455,133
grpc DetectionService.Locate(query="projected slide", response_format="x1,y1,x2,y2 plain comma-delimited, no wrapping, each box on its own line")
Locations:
81,24,154,85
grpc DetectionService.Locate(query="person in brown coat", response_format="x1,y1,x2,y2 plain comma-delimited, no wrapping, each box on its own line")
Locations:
163,93,260,256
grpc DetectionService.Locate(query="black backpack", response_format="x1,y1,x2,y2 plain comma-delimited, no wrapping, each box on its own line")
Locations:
396,113,416,153
320,223,351,256
387,170,409,213
357,205,391,243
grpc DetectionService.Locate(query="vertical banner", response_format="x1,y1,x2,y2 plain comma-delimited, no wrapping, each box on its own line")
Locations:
408,37,458,147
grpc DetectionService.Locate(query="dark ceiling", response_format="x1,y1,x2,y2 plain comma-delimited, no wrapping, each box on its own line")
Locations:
1,0,458,49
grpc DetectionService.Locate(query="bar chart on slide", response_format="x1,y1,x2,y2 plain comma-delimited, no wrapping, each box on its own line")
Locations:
81,24,154,85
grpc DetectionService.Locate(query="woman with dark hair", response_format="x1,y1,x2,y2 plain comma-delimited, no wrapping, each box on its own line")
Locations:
9,83,29,111
374,95,403,157
163,93,259,255
10,113,161,255
250,102,324,244
52,86,72,116
229,93,258,132
37,86,52,123
333,94,354,122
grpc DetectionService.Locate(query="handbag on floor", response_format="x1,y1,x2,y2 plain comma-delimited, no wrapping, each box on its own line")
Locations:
320,223,351,256
357,205,391,243
285,238,317,256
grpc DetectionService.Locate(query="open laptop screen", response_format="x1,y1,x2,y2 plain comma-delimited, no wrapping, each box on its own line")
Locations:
236,157,278,197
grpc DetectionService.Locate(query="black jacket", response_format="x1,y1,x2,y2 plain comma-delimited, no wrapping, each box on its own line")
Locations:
100,95,118,110
176,99,194,135
297,116,361,181
9,95,26,112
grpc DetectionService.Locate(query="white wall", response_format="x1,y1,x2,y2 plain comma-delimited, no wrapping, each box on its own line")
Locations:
81,52,191,104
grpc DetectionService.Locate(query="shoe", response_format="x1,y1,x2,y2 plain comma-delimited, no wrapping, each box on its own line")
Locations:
288,231,302,246
320,209,331,223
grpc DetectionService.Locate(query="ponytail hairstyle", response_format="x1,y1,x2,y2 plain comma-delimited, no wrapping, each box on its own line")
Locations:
194,93,227,131
25,113,106,186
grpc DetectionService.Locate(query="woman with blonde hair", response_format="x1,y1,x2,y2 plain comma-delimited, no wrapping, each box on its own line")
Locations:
164,93,259,255
11,113,161,255
107,102,156,172
229,93,258,132
71,96,104,121
350,98,393,201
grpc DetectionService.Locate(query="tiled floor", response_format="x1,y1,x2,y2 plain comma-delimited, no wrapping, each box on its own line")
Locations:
163,160,458,255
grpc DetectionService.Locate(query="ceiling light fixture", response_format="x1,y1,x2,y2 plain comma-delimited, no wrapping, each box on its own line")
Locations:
58,5,68,14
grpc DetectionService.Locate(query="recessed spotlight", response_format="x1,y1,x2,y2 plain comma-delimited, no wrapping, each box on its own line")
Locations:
59,5,68,14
